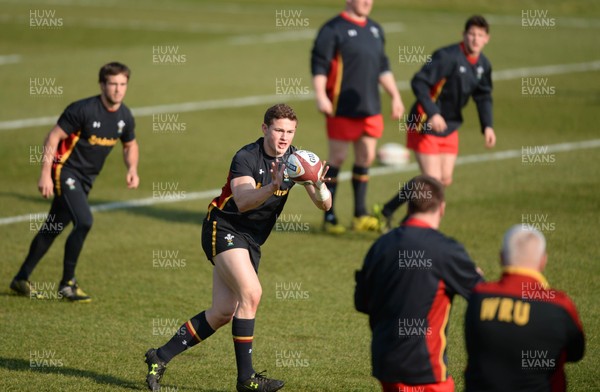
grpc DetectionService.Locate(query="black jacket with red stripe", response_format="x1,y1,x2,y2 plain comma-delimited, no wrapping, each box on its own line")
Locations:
408,42,492,136
355,218,483,384
311,12,390,118
465,268,585,392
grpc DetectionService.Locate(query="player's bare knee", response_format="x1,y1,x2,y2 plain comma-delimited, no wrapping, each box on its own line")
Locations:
442,177,453,187
328,155,345,167
208,307,235,329
356,155,375,168
239,288,262,313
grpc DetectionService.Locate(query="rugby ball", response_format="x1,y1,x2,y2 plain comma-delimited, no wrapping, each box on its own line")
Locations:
377,143,410,166
285,150,323,185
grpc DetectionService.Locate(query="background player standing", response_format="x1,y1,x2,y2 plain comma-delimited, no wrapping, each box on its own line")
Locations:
375,15,496,230
145,104,332,392
10,62,138,303
311,0,404,234
355,175,482,392
464,225,585,391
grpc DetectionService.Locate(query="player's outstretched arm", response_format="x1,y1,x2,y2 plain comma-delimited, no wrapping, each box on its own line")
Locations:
38,125,68,199
122,139,139,189
232,161,284,213
304,162,332,211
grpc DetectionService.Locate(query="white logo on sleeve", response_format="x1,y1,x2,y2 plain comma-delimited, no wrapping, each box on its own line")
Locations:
117,120,125,134
93,121,101,128
348,29,357,37
459,66,467,74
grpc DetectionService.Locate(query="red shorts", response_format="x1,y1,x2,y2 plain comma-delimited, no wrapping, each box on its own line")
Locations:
327,114,384,141
407,131,459,155
381,376,455,392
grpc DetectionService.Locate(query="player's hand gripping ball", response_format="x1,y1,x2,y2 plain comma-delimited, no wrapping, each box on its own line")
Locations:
285,150,323,185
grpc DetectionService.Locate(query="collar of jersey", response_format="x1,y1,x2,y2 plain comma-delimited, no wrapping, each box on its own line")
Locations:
502,266,550,289
340,11,368,28
402,217,432,229
459,42,479,66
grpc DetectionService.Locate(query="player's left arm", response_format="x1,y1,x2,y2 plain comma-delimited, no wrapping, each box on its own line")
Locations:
355,242,381,314
232,161,285,213
473,61,496,148
122,139,139,189
559,294,586,362
379,72,404,120
304,162,332,211
377,27,404,120
440,240,485,299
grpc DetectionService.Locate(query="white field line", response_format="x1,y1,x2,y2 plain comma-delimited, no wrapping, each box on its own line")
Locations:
485,14,600,29
1,138,599,226
0,54,21,65
1,60,599,132
228,22,405,45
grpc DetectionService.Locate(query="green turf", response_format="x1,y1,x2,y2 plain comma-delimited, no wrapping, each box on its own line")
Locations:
1,1,599,391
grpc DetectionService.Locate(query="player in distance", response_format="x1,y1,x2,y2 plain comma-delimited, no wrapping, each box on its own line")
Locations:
375,15,496,231
9,62,138,303
311,0,404,234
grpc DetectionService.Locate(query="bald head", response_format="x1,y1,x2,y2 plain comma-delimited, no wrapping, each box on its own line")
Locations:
501,225,547,270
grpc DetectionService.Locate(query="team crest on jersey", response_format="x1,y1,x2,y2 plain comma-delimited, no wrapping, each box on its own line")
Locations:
370,26,379,38
224,233,235,247
117,120,125,135
476,66,484,80
65,177,76,190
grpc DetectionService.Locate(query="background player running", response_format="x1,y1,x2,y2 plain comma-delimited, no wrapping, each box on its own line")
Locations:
9,62,138,302
311,0,404,234
145,104,332,392
375,15,496,230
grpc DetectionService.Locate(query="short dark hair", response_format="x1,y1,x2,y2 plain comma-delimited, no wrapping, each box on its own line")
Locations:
263,103,298,126
404,175,445,214
99,62,131,84
464,15,489,33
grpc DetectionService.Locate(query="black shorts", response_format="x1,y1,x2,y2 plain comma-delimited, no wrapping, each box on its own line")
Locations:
201,213,262,273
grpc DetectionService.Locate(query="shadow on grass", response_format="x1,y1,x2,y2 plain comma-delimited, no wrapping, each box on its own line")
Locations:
0,357,141,390
0,191,51,206
0,193,206,226
120,205,206,226
0,357,228,391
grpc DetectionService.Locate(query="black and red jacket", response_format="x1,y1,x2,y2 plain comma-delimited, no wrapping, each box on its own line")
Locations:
355,218,482,384
465,268,585,392
408,42,492,136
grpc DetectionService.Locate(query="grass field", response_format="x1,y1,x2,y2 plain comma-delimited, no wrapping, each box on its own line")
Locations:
1,0,599,391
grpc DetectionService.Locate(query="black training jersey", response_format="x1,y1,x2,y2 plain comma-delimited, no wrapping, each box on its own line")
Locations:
355,218,483,384
465,268,585,392
208,138,296,246
408,42,492,136
311,12,390,118
53,95,135,188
